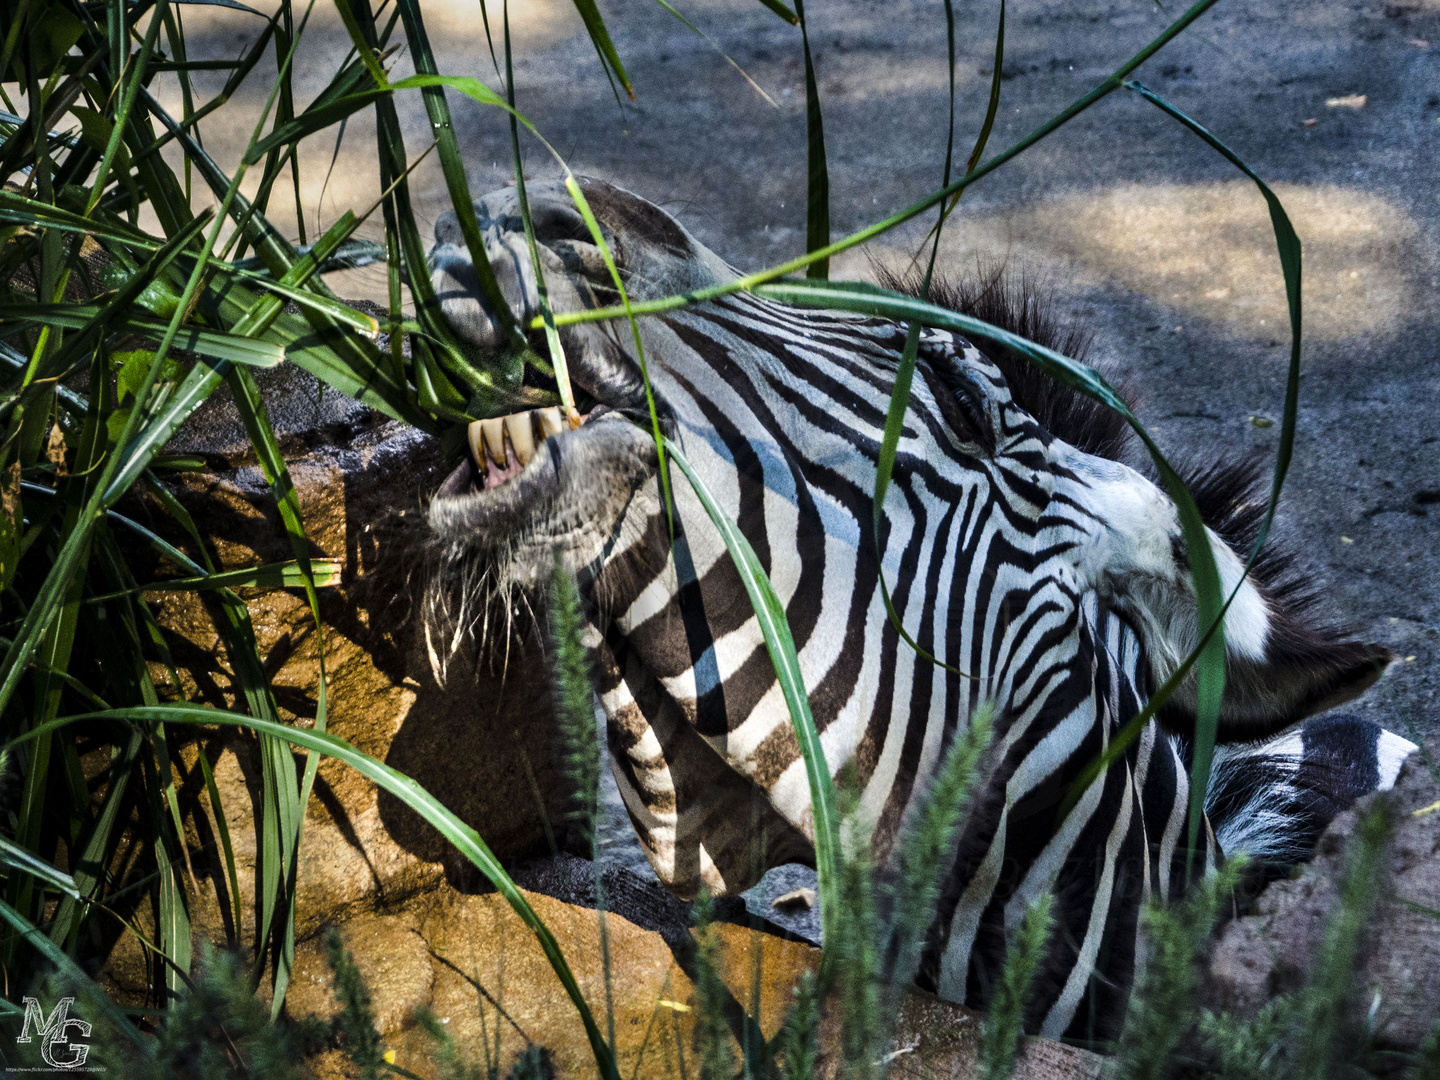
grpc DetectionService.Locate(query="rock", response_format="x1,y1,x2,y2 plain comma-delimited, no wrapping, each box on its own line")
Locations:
287,911,433,1034
98,373,582,994
288,871,820,1080
1203,739,1440,1050
284,859,1102,1080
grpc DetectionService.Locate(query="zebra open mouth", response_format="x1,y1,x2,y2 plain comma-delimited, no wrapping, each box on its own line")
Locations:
444,404,607,497
427,338,660,564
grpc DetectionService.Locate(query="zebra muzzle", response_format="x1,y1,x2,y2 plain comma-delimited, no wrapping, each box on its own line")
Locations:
465,407,587,490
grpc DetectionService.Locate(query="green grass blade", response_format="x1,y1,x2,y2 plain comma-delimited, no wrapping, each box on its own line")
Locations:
565,176,675,527
502,16,580,424
0,305,285,368
0,834,81,899
644,0,780,104
393,0,524,350
99,358,232,504
1121,80,1305,852
749,0,797,23
662,438,841,965
197,746,245,945
89,558,342,599
0,896,146,1047
793,0,828,278
870,0,998,677
567,0,635,99
242,88,389,164
46,732,146,950
9,705,621,1080
224,360,333,1017
155,795,194,1006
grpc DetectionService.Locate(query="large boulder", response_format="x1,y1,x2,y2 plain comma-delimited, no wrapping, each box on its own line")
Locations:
286,854,1103,1080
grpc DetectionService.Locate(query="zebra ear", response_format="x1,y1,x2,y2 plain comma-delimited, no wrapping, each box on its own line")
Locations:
1158,625,1393,744
1057,447,1394,744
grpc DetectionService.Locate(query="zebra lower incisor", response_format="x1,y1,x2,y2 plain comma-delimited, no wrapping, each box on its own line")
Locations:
422,177,1414,1041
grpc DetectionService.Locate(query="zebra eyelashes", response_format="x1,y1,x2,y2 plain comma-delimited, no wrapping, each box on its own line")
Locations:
919,345,998,454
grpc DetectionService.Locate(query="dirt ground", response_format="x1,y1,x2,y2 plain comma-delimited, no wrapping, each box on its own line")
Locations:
166,0,1438,743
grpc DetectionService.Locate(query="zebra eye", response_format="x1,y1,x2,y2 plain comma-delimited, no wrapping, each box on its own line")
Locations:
920,350,996,454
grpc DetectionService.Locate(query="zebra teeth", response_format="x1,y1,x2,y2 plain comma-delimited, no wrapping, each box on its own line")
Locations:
480,417,507,466
505,412,535,465
465,407,594,490
466,420,486,469
536,406,565,440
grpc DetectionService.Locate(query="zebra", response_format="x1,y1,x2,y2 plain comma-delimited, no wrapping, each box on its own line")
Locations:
422,177,1414,1041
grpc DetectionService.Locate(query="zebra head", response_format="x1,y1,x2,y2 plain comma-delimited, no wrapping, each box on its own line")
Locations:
424,178,1398,1037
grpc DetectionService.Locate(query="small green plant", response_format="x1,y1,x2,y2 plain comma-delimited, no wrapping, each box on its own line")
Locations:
977,892,1054,1080
692,889,738,1080
549,553,617,1059
886,705,995,994
1110,857,1247,1080
1199,995,1294,1080
777,969,821,1080
419,1004,489,1080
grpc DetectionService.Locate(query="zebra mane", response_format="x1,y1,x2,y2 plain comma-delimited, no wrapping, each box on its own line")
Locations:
876,262,1133,461
1165,451,1370,687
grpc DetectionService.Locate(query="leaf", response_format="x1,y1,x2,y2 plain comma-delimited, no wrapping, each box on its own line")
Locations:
1122,80,1305,853
93,559,342,599
567,0,635,98
0,896,145,1046
0,834,81,898
389,2,526,352
0,304,284,367
793,0,829,278
749,0,798,23
242,89,390,164
544,0,1230,332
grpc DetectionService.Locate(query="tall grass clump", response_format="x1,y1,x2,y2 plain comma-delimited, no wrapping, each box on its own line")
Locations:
690,889,738,1080
548,552,617,1059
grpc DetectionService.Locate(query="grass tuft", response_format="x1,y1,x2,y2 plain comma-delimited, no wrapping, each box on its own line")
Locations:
777,969,820,1080
324,926,387,1080
692,889,737,1080
1110,857,1245,1080
548,550,601,849
977,892,1053,1080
